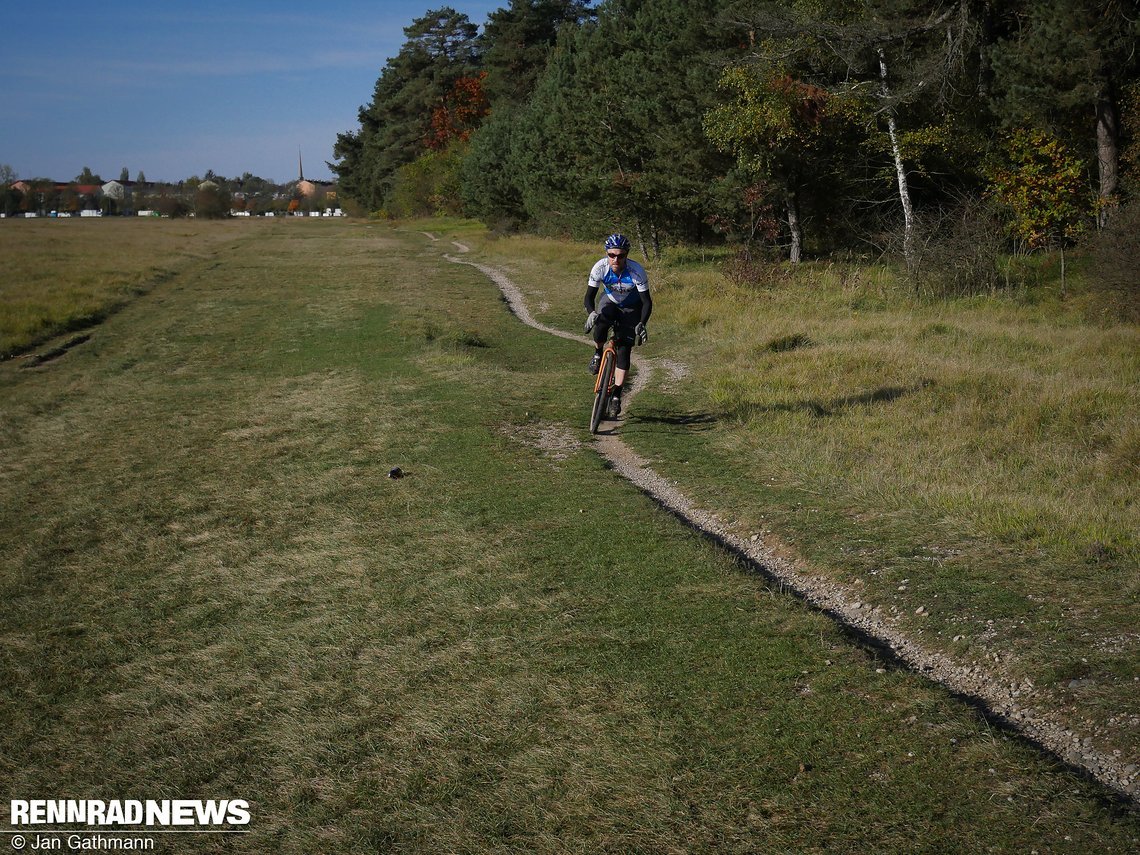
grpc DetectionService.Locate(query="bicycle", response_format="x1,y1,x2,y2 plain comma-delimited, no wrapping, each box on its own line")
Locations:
589,328,627,434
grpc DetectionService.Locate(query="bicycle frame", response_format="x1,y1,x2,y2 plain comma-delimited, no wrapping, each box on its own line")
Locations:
589,334,619,434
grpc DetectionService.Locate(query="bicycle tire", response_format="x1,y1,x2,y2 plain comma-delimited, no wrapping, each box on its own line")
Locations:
589,350,615,434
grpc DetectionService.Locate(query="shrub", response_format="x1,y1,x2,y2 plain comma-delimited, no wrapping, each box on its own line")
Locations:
985,128,1090,251
911,197,1005,297
1088,200,1140,321
386,144,465,219
721,246,789,289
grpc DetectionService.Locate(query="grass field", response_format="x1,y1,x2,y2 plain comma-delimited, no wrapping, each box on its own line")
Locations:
448,221,1139,769
1,218,1138,852
0,218,244,358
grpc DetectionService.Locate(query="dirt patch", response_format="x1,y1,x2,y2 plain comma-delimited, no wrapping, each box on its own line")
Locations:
651,358,692,392
500,421,583,462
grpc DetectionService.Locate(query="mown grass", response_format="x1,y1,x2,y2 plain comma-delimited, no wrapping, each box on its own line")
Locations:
0,218,246,358
1,219,1138,852
428,222,1140,770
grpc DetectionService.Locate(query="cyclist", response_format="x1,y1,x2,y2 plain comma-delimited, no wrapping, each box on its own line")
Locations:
584,233,651,416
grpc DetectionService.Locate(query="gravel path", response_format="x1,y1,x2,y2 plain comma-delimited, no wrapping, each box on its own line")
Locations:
434,235,1138,805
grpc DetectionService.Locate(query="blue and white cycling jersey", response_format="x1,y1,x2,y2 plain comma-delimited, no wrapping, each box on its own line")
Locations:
588,257,650,309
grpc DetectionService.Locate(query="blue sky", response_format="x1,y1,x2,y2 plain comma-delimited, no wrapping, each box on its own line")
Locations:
1,1,504,184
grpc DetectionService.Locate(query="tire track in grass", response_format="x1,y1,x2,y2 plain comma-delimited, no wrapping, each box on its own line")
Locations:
436,235,1138,806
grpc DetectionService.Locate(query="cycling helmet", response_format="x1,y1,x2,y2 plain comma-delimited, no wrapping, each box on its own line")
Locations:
604,233,631,252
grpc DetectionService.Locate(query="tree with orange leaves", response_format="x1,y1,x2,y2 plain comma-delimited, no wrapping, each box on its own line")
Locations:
426,72,490,150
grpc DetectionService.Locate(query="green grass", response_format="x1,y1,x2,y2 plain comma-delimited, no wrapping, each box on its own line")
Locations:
424,222,1140,773
1,219,1138,852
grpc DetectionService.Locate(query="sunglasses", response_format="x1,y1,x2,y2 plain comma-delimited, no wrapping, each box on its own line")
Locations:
607,252,627,259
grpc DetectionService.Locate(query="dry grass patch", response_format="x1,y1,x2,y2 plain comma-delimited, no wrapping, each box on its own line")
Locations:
0,218,256,357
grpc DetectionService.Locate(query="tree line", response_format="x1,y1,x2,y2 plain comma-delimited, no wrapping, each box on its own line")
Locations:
336,1,1136,291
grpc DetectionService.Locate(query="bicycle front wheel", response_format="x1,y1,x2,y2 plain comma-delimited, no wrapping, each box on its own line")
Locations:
589,351,615,434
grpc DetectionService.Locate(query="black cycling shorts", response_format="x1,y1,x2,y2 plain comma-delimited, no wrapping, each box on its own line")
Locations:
592,302,639,370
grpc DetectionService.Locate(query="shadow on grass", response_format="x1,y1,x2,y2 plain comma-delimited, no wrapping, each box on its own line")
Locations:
633,380,935,428
632,411,721,429
735,379,936,420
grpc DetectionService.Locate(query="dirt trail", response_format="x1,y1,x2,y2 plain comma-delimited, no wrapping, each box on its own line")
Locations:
431,234,1138,805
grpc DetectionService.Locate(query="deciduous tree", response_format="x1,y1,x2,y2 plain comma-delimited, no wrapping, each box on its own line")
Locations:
716,1,1004,267
985,127,1088,255
75,166,102,184
705,65,833,261
194,181,231,219
425,73,490,149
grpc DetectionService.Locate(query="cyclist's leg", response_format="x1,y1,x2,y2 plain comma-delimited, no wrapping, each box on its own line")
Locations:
609,314,637,415
611,309,637,387
593,304,621,344
590,306,615,370
613,342,632,386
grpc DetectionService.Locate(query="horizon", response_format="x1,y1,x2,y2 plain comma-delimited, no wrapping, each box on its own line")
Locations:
0,1,503,186
8,168,337,188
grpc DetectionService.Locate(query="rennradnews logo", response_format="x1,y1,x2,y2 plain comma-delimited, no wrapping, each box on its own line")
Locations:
8,800,250,827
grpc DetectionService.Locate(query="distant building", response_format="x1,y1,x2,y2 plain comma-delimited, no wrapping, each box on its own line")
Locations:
5,168,331,217
297,179,336,198
296,150,335,199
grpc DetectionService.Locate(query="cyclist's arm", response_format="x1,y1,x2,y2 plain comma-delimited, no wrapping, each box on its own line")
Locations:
584,284,600,313
639,291,652,324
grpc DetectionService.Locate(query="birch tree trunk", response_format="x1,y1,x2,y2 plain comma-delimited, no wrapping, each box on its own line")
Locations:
786,186,802,263
878,47,916,271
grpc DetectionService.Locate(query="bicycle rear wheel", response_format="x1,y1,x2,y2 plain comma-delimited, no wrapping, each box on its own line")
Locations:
589,350,615,434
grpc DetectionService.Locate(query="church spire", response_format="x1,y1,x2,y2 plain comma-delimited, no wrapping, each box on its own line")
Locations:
298,148,304,182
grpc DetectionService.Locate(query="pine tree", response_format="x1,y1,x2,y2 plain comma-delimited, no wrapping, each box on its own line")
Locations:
502,0,740,248
333,7,482,211
507,22,603,234
461,2,595,229
989,0,1139,223
459,109,527,226
482,0,594,107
